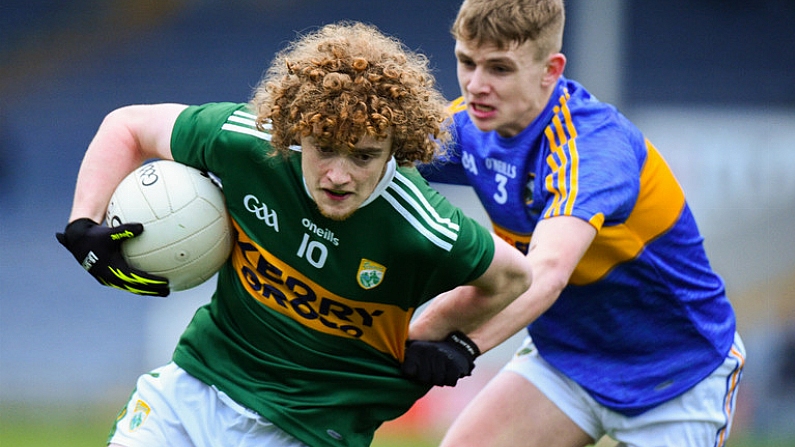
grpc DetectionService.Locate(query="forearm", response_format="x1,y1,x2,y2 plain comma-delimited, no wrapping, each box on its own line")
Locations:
468,216,596,352
465,282,559,353
410,286,495,342
410,234,533,345
69,117,147,223
412,244,572,354
410,279,557,354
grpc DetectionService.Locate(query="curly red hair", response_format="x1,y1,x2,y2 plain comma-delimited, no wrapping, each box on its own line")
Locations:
251,21,450,166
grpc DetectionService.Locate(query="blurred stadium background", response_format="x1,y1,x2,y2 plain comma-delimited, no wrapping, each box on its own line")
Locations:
1,0,794,445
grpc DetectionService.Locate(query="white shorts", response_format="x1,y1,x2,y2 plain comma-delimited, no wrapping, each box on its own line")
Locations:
503,332,745,447
108,362,308,447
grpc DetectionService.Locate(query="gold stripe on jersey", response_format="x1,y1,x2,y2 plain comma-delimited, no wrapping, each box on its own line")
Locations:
569,140,685,285
491,223,532,254
543,91,580,218
230,220,411,360
447,96,467,114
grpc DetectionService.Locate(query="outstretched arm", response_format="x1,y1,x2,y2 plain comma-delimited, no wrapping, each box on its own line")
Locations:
467,216,596,352
401,232,531,386
410,215,596,353
412,233,533,340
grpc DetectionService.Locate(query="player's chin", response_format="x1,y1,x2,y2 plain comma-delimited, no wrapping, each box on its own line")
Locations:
467,114,498,133
317,201,358,221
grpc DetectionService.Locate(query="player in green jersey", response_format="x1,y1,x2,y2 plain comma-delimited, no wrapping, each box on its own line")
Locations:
56,22,532,447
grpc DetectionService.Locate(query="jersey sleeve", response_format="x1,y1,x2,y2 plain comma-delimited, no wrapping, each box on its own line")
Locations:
540,119,641,232
170,102,260,172
449,207,495,282
398,168,496,295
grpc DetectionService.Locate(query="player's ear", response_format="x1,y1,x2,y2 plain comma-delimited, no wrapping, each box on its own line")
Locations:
542,53,566,87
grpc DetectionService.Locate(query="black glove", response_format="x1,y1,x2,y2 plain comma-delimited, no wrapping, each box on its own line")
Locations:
56,218,170,297
401,331,481,387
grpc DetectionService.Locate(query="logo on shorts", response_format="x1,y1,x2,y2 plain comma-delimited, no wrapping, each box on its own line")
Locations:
357,259,385,290
129,399,151,431
516,347,534,357
515,340,536,358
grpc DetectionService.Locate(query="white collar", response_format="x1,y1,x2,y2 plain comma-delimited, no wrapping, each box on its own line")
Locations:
360,156,397,208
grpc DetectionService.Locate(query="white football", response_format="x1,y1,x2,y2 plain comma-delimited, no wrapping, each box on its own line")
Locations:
106,160,232,291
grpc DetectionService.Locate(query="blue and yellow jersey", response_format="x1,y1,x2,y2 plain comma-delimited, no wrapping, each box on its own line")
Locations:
421,77,736,415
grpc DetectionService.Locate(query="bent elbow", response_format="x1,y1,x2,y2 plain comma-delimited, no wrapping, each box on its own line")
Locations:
520,264,534,294
505,262,533,300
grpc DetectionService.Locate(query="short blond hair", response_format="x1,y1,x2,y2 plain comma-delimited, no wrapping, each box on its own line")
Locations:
251,21,450,165
452,0,565,60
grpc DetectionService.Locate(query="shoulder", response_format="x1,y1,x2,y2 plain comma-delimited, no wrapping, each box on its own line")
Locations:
171,103,279,173
445,97,477,131
555,79,641,145
178,102,250,123
548,82,645,167
177,103,270,140
379,167,483,252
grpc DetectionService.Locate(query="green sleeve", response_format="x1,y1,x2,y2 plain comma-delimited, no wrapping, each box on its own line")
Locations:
170,102,258,171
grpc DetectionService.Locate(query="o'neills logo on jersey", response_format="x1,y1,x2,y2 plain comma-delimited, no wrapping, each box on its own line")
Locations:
485,157,517,178
302,218,339,246
357,259,385,290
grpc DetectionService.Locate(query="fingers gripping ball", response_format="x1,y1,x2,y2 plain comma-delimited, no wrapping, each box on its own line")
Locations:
57,218,171,297
106,160,233,291
402,331,481,387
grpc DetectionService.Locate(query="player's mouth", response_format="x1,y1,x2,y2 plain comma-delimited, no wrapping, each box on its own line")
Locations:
323,189,353,201
471,103,495,112
469,102,497,119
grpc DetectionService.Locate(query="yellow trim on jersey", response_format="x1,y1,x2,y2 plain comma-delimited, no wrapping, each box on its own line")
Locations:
230,220,411,360
589,213,606,229
544,92,580,218
447,96,467,114
492,223,532,254
570,140,686,285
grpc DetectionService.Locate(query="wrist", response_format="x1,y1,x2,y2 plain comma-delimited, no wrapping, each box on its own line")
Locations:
446,331,481,359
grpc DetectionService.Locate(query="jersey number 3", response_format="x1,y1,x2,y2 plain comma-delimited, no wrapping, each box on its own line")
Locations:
493,173,508,204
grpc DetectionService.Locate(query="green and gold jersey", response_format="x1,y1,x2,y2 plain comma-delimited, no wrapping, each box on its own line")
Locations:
169,103,495,447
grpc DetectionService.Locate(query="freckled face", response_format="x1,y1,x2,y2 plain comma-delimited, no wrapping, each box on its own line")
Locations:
301,133,393,221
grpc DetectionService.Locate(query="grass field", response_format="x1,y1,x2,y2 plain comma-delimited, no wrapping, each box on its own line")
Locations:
2,401,792,447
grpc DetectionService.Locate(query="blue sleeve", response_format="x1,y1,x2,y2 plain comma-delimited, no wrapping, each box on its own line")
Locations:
417,154,471,185
417,112,471,185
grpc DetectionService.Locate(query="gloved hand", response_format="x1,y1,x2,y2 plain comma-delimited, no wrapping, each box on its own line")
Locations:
56,218,170,297
401,331,481,387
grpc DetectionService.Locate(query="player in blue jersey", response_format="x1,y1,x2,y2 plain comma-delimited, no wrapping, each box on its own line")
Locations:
411,1,746,446
56,22,533,447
